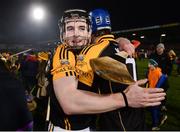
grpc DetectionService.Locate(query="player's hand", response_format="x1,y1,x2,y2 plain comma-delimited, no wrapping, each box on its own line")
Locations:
116,37,135,57
124,79,166,108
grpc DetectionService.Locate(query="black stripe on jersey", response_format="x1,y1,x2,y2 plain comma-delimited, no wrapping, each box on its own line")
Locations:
97,37,114,43
59,46,69,60
62,47,66,59
81,46,88,54
59,46,63,59
112,54,126,63
64,48,68,60
74,72,76,76
69,71,73,76
82,44,95,55
110,40,118,45
66,49,69,59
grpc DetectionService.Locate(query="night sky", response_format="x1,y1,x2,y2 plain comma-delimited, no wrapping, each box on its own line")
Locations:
0,0,179,44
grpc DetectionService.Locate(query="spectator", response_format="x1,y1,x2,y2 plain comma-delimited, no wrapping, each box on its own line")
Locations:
147,59,165,130
20,53,38,96
167,49,176,75
33,51,50,130
0,57,33,130
150,43,170,126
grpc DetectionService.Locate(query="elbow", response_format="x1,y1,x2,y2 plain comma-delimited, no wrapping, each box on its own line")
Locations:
60,100,77,115
62,106,74,115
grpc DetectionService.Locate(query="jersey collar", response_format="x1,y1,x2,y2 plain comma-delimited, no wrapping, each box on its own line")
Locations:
95,34,115,44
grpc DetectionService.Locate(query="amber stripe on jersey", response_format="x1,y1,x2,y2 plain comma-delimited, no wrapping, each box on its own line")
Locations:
81,44,95,55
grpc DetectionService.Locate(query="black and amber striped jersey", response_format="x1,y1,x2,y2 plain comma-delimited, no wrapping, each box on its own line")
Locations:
49,43,93,130
76,34,123,90
51,44,76,80
77,34,146,131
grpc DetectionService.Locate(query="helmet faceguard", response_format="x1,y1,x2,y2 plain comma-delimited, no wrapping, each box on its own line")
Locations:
89,9,111,34
59,9,91,50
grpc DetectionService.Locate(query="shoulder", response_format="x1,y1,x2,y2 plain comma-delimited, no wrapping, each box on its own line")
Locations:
54,44,67,55
80,42,108,58
53,44,75,60
80,44,96,55
52,44,76,72
81,40,118,55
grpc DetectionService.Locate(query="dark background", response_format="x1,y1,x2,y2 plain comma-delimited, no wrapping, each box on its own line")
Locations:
0,0,180,46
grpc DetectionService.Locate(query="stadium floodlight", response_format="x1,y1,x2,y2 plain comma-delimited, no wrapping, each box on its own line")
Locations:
31,5,46,21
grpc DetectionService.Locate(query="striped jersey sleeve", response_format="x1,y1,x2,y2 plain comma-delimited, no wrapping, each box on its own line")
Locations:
51,44,76,80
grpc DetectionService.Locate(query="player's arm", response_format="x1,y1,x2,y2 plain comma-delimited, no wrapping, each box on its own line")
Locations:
53,76,165,115
53,76,125,115
51,45,124,114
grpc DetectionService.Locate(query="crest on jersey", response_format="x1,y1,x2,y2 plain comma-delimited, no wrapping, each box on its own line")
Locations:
77,55,84,61
60,59,70,65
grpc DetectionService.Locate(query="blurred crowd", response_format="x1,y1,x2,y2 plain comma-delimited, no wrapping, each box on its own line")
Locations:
0,50,52,130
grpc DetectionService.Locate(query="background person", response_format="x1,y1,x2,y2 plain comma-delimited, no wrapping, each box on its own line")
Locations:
0,56,33,131
150,43,170,125
147,59,163,130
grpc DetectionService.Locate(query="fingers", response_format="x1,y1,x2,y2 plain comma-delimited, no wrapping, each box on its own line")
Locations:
143,96,165,107
144,102,162,107
127,50,133,57
136,78,148,85
125,79,166,108
145,87,164,93
129,44,135,53
142,89,166,107
147,92,166,99
116,37,135,56
124,44,135,56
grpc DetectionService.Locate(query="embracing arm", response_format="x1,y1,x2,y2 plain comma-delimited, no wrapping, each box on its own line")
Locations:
53,77,165,115
53,76,125,115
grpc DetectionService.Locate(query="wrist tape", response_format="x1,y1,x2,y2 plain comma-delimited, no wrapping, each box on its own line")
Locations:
121,91,128,107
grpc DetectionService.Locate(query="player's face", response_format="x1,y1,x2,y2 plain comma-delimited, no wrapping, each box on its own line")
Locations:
63,18,90,48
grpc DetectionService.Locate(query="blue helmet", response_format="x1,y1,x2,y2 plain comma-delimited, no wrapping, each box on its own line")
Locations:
89,9,111,33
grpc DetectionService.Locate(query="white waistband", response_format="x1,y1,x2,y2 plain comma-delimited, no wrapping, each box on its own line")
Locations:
48,122,90,132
